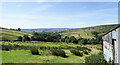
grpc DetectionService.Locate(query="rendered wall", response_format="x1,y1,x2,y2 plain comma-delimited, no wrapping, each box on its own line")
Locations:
103,32,113,61
117,28,120,64
102,27,120,64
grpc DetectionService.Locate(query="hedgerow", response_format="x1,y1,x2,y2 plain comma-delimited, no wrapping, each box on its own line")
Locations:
30,48,39,55
70,49,83,56
51,49,67,57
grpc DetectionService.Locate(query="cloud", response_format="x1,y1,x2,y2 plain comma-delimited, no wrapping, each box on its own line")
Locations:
25,4,52,14
2,6,117,28
1,2,117,28
71,7,117,18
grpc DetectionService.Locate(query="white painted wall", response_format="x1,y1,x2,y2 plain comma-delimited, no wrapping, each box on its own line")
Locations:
103,41,113,61
103,27,120,64
117,28,120,64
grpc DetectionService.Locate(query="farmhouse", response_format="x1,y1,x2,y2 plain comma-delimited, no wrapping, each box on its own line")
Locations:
102,25,120,64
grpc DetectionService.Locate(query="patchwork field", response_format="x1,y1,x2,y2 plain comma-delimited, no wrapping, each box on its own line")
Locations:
0,28,32,40
59,24,119,39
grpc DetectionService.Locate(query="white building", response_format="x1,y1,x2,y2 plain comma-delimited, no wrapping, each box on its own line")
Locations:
102,25,120,64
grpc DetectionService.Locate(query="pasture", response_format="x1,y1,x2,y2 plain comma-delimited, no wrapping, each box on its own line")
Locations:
0,28,32,40
1,41,102,63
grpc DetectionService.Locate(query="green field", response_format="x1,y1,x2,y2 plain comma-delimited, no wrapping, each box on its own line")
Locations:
0,28,32,40
59,24,119,39
2,41,102,63
1,24,119,40
1,24,117,63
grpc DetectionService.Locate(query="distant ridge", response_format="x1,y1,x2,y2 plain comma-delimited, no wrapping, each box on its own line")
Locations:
0,24,119,40
22,28,72,32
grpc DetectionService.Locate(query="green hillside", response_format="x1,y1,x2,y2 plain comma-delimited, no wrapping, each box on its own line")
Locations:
0,28,32,40
0,24,119,40
59,24,119,39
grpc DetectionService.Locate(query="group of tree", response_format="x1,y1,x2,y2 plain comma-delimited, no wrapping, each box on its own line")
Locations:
17,32,102,45
17,35,30,42
10,28,21,31
60,36,102,45
31,32,61,42
18,32,61,42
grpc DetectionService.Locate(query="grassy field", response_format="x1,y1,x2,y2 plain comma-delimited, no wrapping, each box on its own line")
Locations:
1,24,119,40
0,28,32,40
1,24,115,63
2,41,102,63
59,24,119,39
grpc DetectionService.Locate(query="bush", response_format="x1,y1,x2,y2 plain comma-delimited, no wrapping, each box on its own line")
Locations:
59,45,75,49
70,49,83,56
51,49,67,57
30,48,39,55
17,36,22,41
76,46,91,51
85,54,106,63
39,46,58,50
2,45,11,51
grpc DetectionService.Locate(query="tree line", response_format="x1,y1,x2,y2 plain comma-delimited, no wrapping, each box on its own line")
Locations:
18,32,102,44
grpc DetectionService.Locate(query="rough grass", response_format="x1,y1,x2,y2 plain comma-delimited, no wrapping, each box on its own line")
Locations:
60,24,119,39
2,47,100,63
0,28,32,40
2,50,85,63
2,41,101,63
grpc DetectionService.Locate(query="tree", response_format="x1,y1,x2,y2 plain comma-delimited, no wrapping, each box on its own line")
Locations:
91,31,99,38
18,28,21,31
23,35,30,41
69,36,77,43
33,32,39,36
60,38,65,42
78,38,88,45
78,34,81,38
64,36,70,43
17,36,22,41
31,36,36,41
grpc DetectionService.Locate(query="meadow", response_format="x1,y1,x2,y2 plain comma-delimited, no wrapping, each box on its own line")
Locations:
2,41,102,63
1,24,118,63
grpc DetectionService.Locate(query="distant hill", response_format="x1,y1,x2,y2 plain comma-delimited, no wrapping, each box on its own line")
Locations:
59,24,119,39
0,27,32,40
22,28,72,32
0,24,119,40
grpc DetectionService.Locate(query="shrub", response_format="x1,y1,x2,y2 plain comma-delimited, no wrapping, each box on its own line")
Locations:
70,49,83,56
59,45,75,49
76,46,91,51
51,49,67,57
2,45,11,51
30,48,39,55
85,54,106,63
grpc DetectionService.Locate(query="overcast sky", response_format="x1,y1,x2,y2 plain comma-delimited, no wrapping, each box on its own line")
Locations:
1,2,118,29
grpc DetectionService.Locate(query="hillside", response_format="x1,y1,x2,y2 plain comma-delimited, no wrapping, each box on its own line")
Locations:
59,24,119,39
0,28,32,40
22,28,72,32
0,24,119,40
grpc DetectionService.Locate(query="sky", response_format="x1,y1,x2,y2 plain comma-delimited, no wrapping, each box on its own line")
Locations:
1,2,118,29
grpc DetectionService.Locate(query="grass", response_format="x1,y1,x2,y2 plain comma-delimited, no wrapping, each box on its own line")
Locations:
59,33,70,35
2,49,93,63
2,41,102,63
59,24,119,39
0,28,32,40
2,41,79,48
